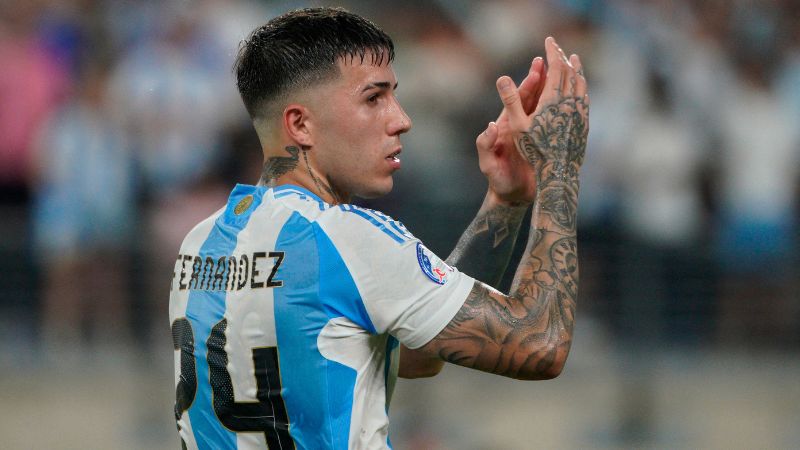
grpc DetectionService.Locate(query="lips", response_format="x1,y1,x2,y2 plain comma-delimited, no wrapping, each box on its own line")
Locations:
386,148,401,169
386,149,401,162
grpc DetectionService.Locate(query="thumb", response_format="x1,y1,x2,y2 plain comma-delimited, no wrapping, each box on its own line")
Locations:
496,76,527,130
476,121,498,152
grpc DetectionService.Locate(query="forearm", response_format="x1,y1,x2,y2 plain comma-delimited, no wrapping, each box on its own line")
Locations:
418,39,588,380
493,95,586,376
505,159,580,377
401,196,524,378
446,191,528,289
422,101,586,380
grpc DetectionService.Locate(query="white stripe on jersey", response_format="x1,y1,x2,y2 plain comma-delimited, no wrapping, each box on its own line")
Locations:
170,184,472,449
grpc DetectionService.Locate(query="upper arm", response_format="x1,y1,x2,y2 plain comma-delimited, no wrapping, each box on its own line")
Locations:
398,344,444,379
416,280,570,380
317,206,474,347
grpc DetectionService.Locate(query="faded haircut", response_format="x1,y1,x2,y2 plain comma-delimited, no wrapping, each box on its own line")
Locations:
234,7,395,119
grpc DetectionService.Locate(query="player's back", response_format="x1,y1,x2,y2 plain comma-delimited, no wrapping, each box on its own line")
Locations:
168,184,408,450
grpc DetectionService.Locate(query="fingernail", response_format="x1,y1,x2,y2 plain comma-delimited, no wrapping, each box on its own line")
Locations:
498,78,511,89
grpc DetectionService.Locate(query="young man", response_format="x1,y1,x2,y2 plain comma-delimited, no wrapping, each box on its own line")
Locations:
169,7,588,449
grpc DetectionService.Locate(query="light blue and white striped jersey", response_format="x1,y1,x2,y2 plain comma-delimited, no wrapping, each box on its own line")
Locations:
169,184,473,450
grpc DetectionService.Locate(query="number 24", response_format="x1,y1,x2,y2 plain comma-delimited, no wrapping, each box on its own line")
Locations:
172,318,295,449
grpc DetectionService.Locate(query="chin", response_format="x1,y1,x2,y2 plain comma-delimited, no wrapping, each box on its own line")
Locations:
356,177,394,199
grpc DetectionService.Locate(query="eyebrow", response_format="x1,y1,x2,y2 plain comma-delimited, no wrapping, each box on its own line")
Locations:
361,81,399,92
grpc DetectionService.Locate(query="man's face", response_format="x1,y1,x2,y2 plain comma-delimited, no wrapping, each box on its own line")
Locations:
309,58,412,199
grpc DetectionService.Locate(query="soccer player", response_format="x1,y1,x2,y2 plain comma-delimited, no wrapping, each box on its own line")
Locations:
169,7,588,449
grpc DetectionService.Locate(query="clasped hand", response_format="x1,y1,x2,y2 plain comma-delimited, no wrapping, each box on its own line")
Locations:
477,37,590,206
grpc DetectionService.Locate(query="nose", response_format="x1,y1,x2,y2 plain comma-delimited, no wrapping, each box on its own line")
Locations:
387,98,412,135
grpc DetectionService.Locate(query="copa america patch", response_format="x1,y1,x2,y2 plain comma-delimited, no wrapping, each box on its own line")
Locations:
416,242,452,285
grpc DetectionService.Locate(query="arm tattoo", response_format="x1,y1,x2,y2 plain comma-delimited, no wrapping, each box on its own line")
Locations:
424,95,588,379
447,203,527,289
259,146,299,186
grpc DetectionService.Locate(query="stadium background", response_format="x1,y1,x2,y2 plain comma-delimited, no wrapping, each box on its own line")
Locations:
1,0,798,448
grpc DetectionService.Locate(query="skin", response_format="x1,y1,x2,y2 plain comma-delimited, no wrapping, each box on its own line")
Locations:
254,38,588,381
411,37,589,380
399,56,549,378
256,57,411,203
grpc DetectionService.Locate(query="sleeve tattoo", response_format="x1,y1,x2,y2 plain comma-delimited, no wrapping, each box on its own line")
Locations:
446,203,528,289
423,95,587,380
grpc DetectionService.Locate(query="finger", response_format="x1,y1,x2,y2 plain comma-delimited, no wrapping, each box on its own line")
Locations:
547,38,575,97
476,121,498,152
496,76,527,130
555,43,576,97
557,42,572,68
542,37,566,99
533,58,547,108
518,59,537,106
571,54,587,98
520,57,545,114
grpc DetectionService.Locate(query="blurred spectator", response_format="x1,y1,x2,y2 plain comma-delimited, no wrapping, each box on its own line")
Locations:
107,3,228,196
714,43,800,345
0,0,70,361
32,55,135,360
0,0,798,448
619,70,710,341
123,0,272,351
0,0,67,197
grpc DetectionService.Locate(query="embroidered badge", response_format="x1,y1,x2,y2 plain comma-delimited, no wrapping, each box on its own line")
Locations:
234,195,254,215
416,242,452,285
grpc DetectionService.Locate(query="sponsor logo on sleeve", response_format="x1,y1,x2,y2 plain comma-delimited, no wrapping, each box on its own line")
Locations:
416,242,453,285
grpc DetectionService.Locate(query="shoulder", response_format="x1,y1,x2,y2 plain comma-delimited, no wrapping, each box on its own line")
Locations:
176,206,226,254
316,203,416,245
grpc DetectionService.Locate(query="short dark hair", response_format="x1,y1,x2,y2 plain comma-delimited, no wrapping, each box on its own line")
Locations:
234,7,395,118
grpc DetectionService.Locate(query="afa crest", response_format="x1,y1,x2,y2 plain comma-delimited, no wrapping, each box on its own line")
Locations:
234,195,254,215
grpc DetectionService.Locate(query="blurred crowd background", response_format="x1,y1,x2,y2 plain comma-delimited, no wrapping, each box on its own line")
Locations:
1,0,798,448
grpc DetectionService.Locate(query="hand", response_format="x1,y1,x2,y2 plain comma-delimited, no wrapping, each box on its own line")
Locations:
477,57,546,205
504,37,589,233
504,37,589,175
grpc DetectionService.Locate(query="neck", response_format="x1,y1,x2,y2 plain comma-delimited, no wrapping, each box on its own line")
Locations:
257,145,349,204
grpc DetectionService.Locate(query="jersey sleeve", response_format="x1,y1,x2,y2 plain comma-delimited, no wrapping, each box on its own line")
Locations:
316,205,474,349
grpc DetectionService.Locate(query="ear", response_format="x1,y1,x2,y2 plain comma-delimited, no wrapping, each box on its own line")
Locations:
283,104,314,147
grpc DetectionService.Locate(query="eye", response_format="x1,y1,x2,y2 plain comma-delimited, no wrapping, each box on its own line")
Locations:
367,93,379,103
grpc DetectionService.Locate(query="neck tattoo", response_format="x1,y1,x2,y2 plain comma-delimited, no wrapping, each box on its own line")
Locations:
259,146,300,186
302,148,340,203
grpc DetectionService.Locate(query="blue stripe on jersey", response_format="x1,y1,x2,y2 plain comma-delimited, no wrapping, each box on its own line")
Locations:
338,205,407,244
185,185,265,449
313,222,376,333
366,208,415,241
274,212,373,449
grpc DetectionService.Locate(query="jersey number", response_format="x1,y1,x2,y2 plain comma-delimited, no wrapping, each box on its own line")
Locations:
171,318,295,449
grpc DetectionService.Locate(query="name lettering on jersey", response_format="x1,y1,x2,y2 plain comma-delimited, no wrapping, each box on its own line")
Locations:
171,251,284,291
